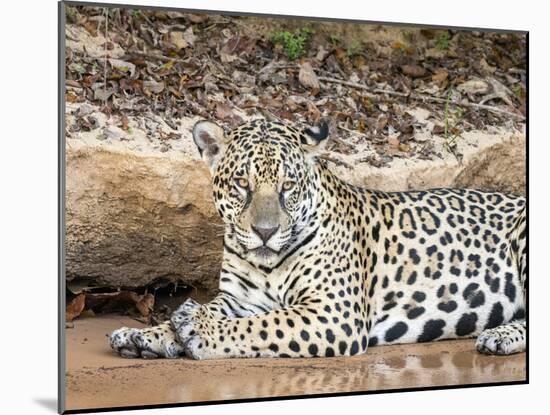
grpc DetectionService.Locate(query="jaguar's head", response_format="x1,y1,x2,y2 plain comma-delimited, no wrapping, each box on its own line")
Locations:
192,118,329,267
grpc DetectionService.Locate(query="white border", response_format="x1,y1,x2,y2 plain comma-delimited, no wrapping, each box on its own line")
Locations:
2,0,547,414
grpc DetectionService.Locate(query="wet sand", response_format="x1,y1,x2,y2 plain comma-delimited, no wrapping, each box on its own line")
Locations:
65,315,526,411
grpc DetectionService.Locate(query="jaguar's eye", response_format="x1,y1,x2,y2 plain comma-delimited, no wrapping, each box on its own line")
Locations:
235,178,249,189
282,181,296,192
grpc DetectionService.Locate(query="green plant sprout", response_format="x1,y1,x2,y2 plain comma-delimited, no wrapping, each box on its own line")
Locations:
271,28,314,60
346,40,361,57
443,88,464,159
436,32,451,50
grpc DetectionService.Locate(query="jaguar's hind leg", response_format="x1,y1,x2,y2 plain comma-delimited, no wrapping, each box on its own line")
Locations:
477,207,528,356
475,320,526,355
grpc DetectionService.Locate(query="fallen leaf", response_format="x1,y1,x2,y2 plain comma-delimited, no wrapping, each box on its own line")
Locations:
66,91,84,103
220,51,238,63
102,125,126,140
479,58,496,74
432,69,448,83
232,70,256,87
82,20,98,37
109,58,136,77
143,80,165,95
298,62,320,90
388,136,400,147
183,26,197,47
120,115,129,131
413,131,432,142
433,124,445,135
398,142,411,152
215,101,244,125
457,78,489,95
425,48,446,59
406,107,431,123
93,88,114,102
170,31,188,50
187,13,209,23
376,115,388,131
66,293,86,322
316,45,329,62
220,35,256,63
136,294,155,317
401,64,426,78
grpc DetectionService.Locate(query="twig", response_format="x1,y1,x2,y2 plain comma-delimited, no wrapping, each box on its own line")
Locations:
318,76,525,121
443,88,461,162
318,154,354,169
318,76,408,99
444,89,450,139
123,50,187,64
103,8,108,106
337,124,366,140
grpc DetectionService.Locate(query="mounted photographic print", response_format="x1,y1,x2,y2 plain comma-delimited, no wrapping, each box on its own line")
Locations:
59,1,528,413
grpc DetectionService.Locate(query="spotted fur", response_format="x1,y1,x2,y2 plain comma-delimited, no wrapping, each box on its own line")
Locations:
110,119,527,359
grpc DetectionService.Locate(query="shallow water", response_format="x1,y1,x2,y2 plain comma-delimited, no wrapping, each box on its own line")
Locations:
65,315,526,411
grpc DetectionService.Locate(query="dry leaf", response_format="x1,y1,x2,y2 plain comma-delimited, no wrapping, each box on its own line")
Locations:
388,136,400,147
215,102,244,125
170,31,188,50
232,70,256,87
187,13,209,23
82,20,98,37
66,293,86,322
109,59,136,77
376,115,388,131
457,78,489,95
298,62,320,90
401,64,427,78
143,80,165,95
136,294,155,317
398,143,411,152
432,69,448,83
120,115,129,131
183,27,197,47
66,91,83,103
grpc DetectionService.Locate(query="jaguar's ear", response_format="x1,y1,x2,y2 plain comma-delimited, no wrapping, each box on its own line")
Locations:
300,121,329,160
192,120,227,171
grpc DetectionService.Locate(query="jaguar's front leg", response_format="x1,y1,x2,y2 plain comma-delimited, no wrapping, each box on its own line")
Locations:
171,300,367,359
109,292,256,359
109,321,184,359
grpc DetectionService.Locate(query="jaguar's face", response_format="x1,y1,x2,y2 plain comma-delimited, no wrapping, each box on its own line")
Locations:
192,119,328,267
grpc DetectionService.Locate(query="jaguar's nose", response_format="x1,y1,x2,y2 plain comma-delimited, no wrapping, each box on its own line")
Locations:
251,225,280,244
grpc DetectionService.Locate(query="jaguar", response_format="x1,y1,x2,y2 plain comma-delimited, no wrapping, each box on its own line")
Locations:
109,118,527,360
